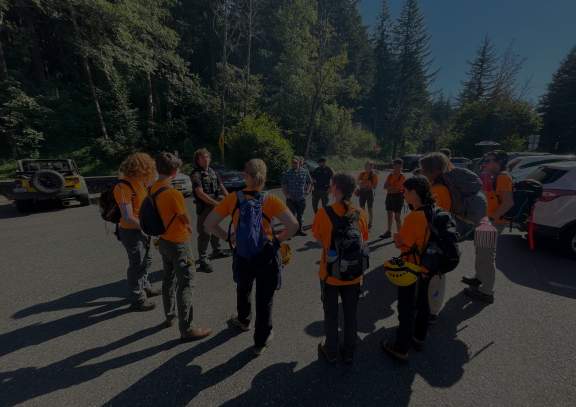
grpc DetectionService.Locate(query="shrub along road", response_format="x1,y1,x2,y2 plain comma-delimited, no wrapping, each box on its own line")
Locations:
0,176,575,406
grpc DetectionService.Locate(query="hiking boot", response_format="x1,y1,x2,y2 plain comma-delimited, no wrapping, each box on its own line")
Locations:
382,340,409,364
340,339,354,364
296,230,308,237
462,276,482,286
464,287,494,303
165,315,178,327
411,337,424,351
145,287,162,298
197,263,214,273
180,327,212,341
212,250,232,259
320,338,337,364
430,314,438,325
231,313,251,331
379,231,392,239
254,333,274,355
130,298,156,311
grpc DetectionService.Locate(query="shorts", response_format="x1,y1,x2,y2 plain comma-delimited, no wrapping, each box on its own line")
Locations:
385,193,404,213
358,189,374,209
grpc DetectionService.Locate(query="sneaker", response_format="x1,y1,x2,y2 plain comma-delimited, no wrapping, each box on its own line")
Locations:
296,230,308,237
212,250,232,259
320,338,337,364
254,333,274,355
411,337,424,351
430,314,438,325
197,263,214,273
166,315,178,327
464,286,494,303
461,276,482,286
368,222,373,230
382,340,409,364
340,339,354,364
231,313,251,331
180,327,212,341
130,298,156,311
145,287,162,298
379,231,392,239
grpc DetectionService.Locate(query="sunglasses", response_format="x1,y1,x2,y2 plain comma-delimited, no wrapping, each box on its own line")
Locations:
484,158,496,164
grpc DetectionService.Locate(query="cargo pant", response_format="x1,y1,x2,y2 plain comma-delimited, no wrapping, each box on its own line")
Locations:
312,190,330,214
196,204,223,266
119,227,153,302
158,238,196,334
474,223,506,296
321,281,361,353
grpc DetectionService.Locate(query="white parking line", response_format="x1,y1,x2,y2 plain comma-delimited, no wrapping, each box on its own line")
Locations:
549,282,576,290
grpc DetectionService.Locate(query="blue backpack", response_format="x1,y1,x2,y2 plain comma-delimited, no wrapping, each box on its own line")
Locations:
139,186,177,236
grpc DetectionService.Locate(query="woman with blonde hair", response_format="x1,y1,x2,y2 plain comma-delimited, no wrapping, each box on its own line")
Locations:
114,152,161,311
205,159,299,355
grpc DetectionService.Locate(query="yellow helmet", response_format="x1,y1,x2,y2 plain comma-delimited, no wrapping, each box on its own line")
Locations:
280,243,292,266
384,258,421,287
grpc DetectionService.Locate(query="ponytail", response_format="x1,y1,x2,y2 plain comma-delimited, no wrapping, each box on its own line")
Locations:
245,158,267,190
331,171,357,218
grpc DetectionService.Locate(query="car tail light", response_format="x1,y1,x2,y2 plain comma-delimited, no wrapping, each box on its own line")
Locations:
73,177,79,184
540,189,576,202
15,180,23,188
508,160,520,172
240,174,245,178
220,175,229,181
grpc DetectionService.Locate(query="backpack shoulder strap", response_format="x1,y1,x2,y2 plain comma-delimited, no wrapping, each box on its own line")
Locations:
258,191,271,224
324,205,340,224
352,208,361,222
151,185,171,200
117,179,136,199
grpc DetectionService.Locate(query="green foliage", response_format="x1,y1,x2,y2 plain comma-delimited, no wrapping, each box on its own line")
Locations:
227,114,293,184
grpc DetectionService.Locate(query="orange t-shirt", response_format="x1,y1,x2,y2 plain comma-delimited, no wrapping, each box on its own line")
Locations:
312,203,369,286
213,188,288,239
487,173,513,223
113,178,146,229
358,171,379,191
397,208,431,272
150,181,190,243
386,173,406,194
431,184,451,211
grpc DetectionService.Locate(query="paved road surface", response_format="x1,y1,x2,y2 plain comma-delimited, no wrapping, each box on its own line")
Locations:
1,173,575,406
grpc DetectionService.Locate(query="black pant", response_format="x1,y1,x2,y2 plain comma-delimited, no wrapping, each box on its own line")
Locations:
394,275,431,354
235,245,280,347
312,190,329,214
321,281,360,353
286,198,306,230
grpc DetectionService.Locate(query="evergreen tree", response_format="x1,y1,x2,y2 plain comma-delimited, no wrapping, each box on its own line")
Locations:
458,34,498,106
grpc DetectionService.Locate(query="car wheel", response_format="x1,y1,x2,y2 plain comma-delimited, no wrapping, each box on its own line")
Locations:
31,169,66,194
78,192,91,206
16,199,34,213
560,226,576,260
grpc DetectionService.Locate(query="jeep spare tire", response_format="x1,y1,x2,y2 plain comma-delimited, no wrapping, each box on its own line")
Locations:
32,169,66,194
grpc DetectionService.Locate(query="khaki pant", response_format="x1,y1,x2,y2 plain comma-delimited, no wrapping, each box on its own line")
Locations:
428,273,446,315
196,204,222,265
474,223,506,296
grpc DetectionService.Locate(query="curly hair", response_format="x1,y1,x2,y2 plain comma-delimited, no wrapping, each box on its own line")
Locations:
331,170,357,218
193,148,211,167
121,152,156,187
403,175,436,206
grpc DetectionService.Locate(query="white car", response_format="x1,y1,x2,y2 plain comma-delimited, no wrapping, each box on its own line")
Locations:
507,155,574,180
450,157,472,169
118,166,192,197
523,161,576,259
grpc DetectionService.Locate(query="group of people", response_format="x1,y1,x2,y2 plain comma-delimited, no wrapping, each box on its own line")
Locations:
112,147,513,364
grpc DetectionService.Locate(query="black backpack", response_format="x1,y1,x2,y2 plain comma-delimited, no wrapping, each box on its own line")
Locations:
418,206,461,275
139,186,177,237
323,207,367,282
98,179,135,224
491,173,543,225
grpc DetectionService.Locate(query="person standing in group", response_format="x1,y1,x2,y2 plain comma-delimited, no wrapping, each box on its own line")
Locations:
204,159,299,355
281,156,313,236
152,152,211,341
380,159,406,239
462,150,514,303
311,157,334,214
438,148,455,169
419,152,451,324
382,175,435,364
312,171,369,364
114,152,161,311
357,161,379,230
191,148,231,274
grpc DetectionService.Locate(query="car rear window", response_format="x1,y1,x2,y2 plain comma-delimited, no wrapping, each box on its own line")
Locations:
527,167,569,184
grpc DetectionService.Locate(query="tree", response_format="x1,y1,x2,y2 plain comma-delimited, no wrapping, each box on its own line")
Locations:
240,0,263,117
458,34,498,106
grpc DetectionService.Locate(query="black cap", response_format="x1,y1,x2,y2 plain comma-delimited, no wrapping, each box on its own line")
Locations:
317,157,327,163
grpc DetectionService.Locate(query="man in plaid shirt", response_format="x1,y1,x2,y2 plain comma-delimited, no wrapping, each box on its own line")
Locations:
282,156,312,236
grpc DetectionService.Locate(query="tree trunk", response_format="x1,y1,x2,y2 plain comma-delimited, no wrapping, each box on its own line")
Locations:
219,0,228,165
303,90,321,160
244,0,252,117
152,73,163,118
0,12,8,81
146,71,154,137
24,14,44,85
83,57,108,140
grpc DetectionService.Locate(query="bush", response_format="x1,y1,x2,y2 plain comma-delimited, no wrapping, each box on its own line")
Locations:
227,115,294,185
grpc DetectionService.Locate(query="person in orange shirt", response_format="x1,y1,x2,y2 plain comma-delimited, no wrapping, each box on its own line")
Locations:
205,159,299,355
419,152,451,324
151,152,212,341
382,175,435,364
313,171,369,364
357,161,379,229
462,150,514,303
114,153,160,311
380,158,406,239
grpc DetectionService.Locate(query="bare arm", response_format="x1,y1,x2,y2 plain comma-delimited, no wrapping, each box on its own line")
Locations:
220,183,229,197
275,209,299,243
179,212,193,233
203,210,227,241
118,203,141,229
194,187,219,207
491,190,514,220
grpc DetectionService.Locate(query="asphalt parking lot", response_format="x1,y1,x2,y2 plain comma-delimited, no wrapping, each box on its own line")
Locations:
1,173,575,406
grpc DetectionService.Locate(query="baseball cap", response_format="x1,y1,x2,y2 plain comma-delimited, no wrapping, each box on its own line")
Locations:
317,157,327,163
291,156,300,162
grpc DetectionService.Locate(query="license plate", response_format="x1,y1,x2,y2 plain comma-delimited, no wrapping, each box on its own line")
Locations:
231,177,238,181
175,185,182,190
13,188,28,193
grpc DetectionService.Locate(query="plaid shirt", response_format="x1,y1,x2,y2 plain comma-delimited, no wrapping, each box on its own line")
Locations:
281,168,312,200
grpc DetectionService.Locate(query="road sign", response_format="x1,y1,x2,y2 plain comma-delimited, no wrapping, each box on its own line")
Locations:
528,135,540,151
219,134,225,151
374,145,380,153
174,150,178,157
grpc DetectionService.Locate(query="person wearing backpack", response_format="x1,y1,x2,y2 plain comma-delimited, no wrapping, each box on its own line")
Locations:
419,153,452,324
357,161,379,230
462,150,514,303
380,158,406,239
147,152,212,341
382,175,436,364
204,159,299,355
312,171,369,364
114,153,161,311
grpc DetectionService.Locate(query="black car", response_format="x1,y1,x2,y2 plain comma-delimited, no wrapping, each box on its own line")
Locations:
400,155,423,172
302,160,319,173
212,165,246,191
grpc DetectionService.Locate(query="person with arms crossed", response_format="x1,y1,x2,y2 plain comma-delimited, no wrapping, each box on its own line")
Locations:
311,157,334,214
380,158,406,239
281,156,312,236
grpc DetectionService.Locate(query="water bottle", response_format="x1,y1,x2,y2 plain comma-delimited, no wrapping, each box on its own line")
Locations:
363,243,370,258
326,248,338,264
427,248,436,255
339,259,349,273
